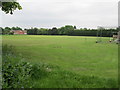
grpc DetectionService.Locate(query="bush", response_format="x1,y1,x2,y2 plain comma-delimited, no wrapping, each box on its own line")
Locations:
2,44,50,88
2,45,33,88
2,58,33,88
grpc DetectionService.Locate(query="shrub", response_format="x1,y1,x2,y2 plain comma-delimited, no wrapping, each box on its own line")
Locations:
2,44,49,88
2,45,33,88
2,58,33,88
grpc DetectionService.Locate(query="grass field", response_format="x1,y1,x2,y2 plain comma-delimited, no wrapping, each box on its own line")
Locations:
2,35,118,88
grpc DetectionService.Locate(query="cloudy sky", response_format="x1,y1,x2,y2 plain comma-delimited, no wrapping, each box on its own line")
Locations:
0,0,119,29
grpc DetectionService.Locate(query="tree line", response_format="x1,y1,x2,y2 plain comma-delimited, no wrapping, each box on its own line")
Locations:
1,25,119,37
27,25,118,37
1,27,22,35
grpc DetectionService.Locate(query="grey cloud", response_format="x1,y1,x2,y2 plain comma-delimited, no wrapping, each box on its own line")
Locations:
1,0,118,29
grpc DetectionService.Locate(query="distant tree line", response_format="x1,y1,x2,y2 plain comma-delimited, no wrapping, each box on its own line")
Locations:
27,25,118,37
1,25,119,37
0,27,22,35
27,25,76,35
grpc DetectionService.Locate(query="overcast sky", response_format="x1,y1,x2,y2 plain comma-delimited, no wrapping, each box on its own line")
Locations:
0,0,119,29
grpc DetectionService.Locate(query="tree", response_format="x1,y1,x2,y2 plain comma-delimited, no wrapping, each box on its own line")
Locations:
27,28,38,35
50,27,58,35
2,27,12,35
0,27,3,34
38,28,48,35
62,25,74,35
11,26,22,30
5,27,11,31
74,26,77,29
0,0,22,14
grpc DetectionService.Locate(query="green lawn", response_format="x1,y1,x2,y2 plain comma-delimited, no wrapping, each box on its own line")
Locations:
2,35,118,88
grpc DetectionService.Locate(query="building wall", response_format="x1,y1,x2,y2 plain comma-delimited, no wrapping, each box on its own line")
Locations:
12,30,26,35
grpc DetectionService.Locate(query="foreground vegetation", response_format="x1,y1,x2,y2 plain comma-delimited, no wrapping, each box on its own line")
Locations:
2,45,118,88
2,35,118,88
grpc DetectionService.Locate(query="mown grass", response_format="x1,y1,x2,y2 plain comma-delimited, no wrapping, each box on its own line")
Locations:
2,35,118,88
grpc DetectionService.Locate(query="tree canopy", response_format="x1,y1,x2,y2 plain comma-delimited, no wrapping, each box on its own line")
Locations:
0,0,22,14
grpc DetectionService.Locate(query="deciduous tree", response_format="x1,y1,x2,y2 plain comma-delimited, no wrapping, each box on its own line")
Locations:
0,0,22,14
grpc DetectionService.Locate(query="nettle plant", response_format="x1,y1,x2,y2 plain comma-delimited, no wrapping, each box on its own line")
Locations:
2,59,33,88
2,44,48,88
2,45,33,88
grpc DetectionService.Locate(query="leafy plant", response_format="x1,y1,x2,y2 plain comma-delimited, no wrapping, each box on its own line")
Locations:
2,45,34,88
0,1,22,14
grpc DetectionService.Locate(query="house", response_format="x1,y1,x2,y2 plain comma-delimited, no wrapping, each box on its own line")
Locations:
11,30,27,35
